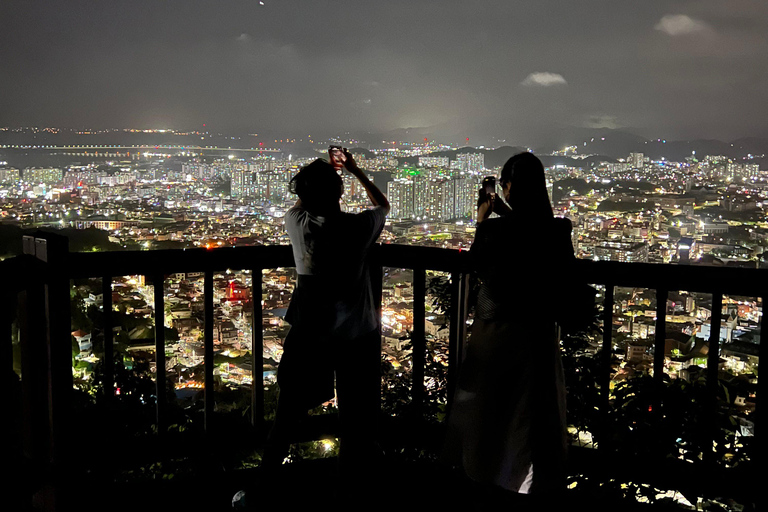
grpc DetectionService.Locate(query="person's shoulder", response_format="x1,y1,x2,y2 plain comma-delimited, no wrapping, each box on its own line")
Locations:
476,216,512,235
284,206,303,224
285,205,304,218
285,206,323,228
356,205,387,216
355,205,387,224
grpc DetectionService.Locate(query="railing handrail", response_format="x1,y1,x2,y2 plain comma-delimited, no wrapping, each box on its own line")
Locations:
53,244,768,296
62,243,470,278
573,258,768,296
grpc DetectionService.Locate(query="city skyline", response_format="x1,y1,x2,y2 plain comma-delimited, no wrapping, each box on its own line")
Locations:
2,1,768,144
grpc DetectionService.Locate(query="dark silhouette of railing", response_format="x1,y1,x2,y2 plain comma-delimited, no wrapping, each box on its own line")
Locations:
3,232,765,510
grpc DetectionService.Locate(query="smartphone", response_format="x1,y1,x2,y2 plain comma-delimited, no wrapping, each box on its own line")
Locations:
482,176,496,195
329,145,345,170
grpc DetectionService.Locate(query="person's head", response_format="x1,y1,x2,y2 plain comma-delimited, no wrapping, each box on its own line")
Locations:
499,152,553,220
289,159,344,213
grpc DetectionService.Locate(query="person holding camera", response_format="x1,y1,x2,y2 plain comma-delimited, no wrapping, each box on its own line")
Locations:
445,152,572,500
262,147,389,494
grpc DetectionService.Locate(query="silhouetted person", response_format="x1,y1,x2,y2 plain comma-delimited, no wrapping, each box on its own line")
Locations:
445,152,572,500
262,148,390,494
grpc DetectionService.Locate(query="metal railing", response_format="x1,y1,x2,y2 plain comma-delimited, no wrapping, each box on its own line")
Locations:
4,233,765,508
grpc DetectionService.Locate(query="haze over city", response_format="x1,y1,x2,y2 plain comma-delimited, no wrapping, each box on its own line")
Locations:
3,0,768,145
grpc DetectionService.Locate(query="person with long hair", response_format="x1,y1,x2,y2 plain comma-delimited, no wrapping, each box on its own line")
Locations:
445,152,572,498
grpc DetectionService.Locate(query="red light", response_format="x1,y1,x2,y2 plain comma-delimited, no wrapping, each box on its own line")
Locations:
648,405,653,412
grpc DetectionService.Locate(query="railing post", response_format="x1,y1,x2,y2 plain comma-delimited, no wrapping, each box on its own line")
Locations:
101,276,114,401
652,288,668,444
705,292,723,466
1,257,19,403
19,233,71,510
757,293,767,510
251,267,265,433
370,254,384,426
1,263,15,390
18,250,52,506
707,293,723,394
412,268,426,418
204,270,214,433
600,282,615,451
40,234,73,472
3,257,24,512
654,289,668,383
152,273,167,432
448,271,470,412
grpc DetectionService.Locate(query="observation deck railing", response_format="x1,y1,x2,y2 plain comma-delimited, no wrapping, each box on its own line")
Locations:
3,232,765,509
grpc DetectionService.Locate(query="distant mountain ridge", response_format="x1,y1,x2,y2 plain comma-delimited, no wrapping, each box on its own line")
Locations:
2,126,767,165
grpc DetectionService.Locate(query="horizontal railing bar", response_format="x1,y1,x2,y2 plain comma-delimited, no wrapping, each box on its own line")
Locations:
63,246,768,297
573,260,768,296
373,244,469,272
65,245,468,278
66,245,295,278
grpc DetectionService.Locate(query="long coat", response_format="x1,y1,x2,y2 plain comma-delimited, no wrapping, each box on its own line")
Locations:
446,214,572,493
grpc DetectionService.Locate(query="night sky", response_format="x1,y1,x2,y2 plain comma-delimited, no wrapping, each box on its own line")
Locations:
2,0,768,143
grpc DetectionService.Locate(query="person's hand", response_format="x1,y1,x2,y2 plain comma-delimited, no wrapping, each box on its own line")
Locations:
492,194,512,217
477,189,494,224
342,149,357,170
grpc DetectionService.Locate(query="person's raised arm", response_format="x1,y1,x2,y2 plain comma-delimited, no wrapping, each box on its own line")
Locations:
342,150,390,214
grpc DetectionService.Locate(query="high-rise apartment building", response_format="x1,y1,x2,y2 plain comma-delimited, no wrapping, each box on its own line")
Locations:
453,175,477,220
388,173,479,221
252,171,291,205
628,153,644,169
454,153,485,173
23,167,63,185
419,156,450,168
0,167,21,184
388,177,417,220
423,178,453,221
230,168,252,199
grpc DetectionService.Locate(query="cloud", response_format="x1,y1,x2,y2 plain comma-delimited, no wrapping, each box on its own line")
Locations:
655,15,708,36
520,72,567,87
584,114,621,129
